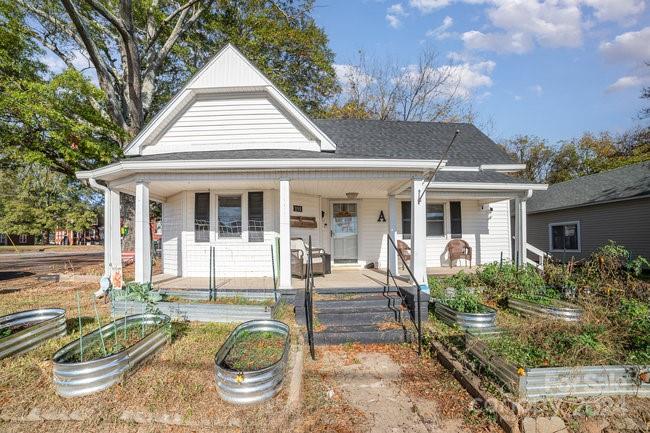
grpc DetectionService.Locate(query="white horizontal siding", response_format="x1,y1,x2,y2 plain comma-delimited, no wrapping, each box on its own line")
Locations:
143,96,319,155
359,198,388,268
161,192,184,276
290,194,322,248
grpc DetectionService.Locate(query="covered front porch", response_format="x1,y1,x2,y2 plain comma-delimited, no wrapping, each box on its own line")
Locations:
94,168,542,293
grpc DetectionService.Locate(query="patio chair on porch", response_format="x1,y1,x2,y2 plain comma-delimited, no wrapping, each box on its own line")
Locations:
445,239,472,268
291,237,325,278
396,240,411,270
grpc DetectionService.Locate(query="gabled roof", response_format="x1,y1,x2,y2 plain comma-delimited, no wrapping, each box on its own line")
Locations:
123,119,517,166
527,161,650,213
124,44,336,155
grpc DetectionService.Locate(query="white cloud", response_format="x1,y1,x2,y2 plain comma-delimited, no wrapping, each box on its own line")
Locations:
388,3,408,15
333,64,375,94
530,84,543,96
607,74,650,91
582,0,645,23
599,26,650,64
438,59,496,97
426,15,454,39
386,2,408,28
462,30,533,54
514,94,523,101
386,14,402,28
409,0,451,13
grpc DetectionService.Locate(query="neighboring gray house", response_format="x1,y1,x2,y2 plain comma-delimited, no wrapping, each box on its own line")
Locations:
524,161,650,261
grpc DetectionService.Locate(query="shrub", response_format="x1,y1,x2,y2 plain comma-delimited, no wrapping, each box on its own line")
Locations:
440,287,484,313
475,262,545,302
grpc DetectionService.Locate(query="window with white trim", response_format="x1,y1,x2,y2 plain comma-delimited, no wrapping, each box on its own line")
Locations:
18,234,28,244
426,204,444,237
218,195,242,238
549,222,580,252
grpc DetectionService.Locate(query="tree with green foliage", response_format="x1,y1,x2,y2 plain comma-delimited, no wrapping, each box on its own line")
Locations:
500,135,553,183
0,166,99,242
14,0,338,142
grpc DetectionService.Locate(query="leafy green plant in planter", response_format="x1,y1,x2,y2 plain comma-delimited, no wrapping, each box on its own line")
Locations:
440,287,485,314
475,262,546,303
112,282,163,314
616,298,650,364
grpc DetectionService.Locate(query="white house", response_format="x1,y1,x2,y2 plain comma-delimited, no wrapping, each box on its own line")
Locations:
77,44,546,293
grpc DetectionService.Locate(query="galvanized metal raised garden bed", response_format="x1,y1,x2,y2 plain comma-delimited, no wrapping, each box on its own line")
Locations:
0,308,66,359
465,332,650,401
52,313,170,398
111,288,276,323
508,297,583,322
434,300,497,330
215,320,290,405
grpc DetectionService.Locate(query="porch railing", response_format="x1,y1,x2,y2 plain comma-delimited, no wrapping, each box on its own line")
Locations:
304,235,316,360
385,234,422,356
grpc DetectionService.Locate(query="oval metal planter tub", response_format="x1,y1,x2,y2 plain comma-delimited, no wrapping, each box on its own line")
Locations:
0,308,66,359
508,297,582,322
434,301,497,330
215,320,290,405
53,313,170,398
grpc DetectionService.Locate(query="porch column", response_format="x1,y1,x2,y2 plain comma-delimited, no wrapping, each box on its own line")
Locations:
513,197,520,266
410,178,429,293
387,195,398,274
279,179,291,290
135,180,151,283
107,188,122,287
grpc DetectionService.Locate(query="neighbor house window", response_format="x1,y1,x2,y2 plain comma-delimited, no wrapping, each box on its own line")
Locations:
401,201,411,239
218,195,242,238
450,201,462,239
18,234,28,244
426,204,444,237
0,233,5,244
549,222,580,252
194,193,210,243
248,192,264,242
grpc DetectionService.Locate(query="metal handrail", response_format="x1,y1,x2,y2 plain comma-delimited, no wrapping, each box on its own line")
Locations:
385,234,422,356
304,235,316,360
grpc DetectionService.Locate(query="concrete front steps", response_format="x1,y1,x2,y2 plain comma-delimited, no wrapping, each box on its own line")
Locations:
295,286,429,345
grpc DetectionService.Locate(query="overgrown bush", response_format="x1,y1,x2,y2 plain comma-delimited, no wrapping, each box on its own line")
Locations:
439,288,484,313
474,262,546,302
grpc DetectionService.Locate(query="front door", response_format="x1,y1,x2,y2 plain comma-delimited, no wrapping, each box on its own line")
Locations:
331,202,358,263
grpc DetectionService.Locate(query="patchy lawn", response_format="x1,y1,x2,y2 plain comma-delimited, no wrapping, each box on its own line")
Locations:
0,276,292,432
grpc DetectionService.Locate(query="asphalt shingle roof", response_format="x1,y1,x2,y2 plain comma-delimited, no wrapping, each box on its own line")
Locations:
526,161,650,213
127,119,516,166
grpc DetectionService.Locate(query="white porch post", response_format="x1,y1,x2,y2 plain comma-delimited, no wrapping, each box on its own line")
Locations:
107,189,122,287
514,197,520,266
135,180,151,283
279,179,291,290
410,178,429,293
387,195,398,274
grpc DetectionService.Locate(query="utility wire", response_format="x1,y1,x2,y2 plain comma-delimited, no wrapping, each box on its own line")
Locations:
418,129,460,203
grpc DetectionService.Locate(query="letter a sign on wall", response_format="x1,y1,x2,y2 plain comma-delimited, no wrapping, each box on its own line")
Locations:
377,210,386,222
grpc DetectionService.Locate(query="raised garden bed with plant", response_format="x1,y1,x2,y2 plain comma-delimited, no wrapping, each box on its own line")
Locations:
214,319,290,405
0,308,66,359
111,283,277,323
52,313,171,398
507,293,583,322
428,242,650,401
429,274,496,330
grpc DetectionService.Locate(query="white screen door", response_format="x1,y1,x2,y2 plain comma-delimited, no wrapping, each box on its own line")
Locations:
332,203,358,263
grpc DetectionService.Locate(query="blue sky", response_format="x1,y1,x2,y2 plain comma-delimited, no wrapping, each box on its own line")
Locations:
313,0,650,143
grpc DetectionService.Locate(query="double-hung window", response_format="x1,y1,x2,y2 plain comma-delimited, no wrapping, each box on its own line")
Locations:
549,222,580,252
426,204,444,236
218,195,242,238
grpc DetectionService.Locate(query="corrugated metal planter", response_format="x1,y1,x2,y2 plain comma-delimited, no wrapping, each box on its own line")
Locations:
215,320,290,405
111,288,275,323
434,300,497,330
465,332,650,401
52,313,170,398
508,297,583,322
0,308,66,359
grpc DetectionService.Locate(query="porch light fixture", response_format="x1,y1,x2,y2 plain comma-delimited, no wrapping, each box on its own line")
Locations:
345,192,359,199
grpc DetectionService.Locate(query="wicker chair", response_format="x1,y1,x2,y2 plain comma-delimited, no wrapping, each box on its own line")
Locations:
396,240,411,270
290,237,325,278
445,239,472,268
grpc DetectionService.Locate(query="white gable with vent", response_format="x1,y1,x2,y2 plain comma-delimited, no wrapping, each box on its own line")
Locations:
125,44,336,156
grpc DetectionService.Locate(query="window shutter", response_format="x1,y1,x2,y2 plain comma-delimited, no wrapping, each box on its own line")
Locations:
401,201,411,239
194,193,210,242
450,201,462,239
248,192,264,242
